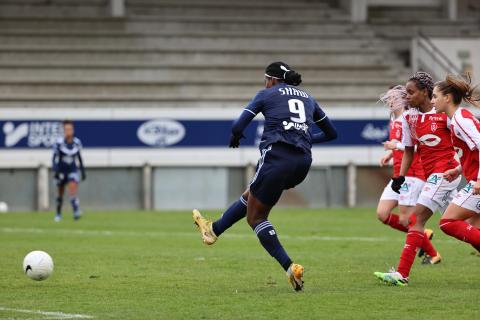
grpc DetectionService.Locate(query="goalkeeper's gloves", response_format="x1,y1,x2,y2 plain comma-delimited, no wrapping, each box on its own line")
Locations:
229,133,245,148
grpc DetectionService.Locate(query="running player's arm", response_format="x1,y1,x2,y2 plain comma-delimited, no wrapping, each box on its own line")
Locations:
76,139,86,181
311,102,337,143
454,114,480,181
51,141,60,178
230,91,264,148
398,114,414,176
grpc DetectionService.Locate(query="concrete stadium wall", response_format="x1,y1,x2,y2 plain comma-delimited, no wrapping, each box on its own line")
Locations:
0,107,394,211
0,165,389,212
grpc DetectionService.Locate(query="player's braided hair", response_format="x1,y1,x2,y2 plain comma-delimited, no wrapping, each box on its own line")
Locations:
435,73,480,107
380,85,409,112
408,71,434,99
265,62,302,86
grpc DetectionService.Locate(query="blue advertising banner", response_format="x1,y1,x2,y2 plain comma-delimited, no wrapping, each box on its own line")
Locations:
0,119,389,149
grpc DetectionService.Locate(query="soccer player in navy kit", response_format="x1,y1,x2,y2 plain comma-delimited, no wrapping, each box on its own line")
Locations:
193,62,337,291
52,120,86,221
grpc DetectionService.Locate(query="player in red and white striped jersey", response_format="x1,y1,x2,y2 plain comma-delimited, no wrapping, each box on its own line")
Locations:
377,86,428,241
431,74,480,255
375,72,460,286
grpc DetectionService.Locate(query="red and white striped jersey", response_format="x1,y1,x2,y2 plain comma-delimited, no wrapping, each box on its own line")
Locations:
390,118,425,180
450,108,480,181
401,108,458,177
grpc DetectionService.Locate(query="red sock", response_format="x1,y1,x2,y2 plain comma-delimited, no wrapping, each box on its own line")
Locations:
421,233,437,257
383,213,408,232
408,213,417,228
440,218,480,251
397,231,424,278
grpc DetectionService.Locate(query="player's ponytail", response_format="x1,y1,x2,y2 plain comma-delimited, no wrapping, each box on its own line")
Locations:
265,62,302,86
435,73,480,107
284,70,302,86
380,85,409,112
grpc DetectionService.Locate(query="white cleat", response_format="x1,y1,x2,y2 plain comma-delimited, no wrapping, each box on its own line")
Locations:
192,209,217,245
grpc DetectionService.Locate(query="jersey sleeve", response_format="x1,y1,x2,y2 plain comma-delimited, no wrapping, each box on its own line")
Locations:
453,114,480,151
401,114,414,147
244,90,265,115
312,101,327,123
75,138,83,151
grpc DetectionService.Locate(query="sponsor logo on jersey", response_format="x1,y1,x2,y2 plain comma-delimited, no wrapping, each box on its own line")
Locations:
2,121,62,148
282,121,309,133
428,115,444,121
137,119,185,147
427,174,441,185
418,134,441,147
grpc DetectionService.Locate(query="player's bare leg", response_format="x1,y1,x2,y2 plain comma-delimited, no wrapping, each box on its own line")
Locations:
377,200,412,231
247,193,303,291
440,204,480,253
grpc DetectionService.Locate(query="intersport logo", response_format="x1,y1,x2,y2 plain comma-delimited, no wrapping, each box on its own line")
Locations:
2,121,62,147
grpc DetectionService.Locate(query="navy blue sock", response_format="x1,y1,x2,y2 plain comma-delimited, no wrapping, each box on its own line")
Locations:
56,196,63,215
253,220,292,271
70,197,80,212
212,196,247,237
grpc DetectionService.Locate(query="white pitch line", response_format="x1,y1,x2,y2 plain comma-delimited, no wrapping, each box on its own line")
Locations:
0,307,93,319
0,227,459,243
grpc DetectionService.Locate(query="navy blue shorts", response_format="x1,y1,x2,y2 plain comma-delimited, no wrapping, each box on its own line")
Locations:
249,142,312,206
55,169,80,186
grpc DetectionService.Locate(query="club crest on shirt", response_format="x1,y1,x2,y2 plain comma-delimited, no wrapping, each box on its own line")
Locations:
476,201,480,211
431,122,438,132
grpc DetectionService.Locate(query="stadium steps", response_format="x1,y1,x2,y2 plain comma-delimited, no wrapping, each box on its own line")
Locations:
0,36,384,51
0,82,393,102
0,17,371,33
0,0,346,19
0,50,390,67
0,0,409,107
0,66,400,82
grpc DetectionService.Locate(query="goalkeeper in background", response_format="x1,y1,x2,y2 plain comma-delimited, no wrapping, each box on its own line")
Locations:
52,120,86,221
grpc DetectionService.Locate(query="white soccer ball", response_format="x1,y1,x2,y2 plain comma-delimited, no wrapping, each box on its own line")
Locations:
0,201,8,213
23,251,54,281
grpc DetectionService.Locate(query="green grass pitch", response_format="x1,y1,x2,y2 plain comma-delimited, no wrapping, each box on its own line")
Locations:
1,208,479,319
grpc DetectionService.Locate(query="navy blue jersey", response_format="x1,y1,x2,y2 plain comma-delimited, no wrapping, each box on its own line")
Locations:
52,137,83,172
244,83,326,154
